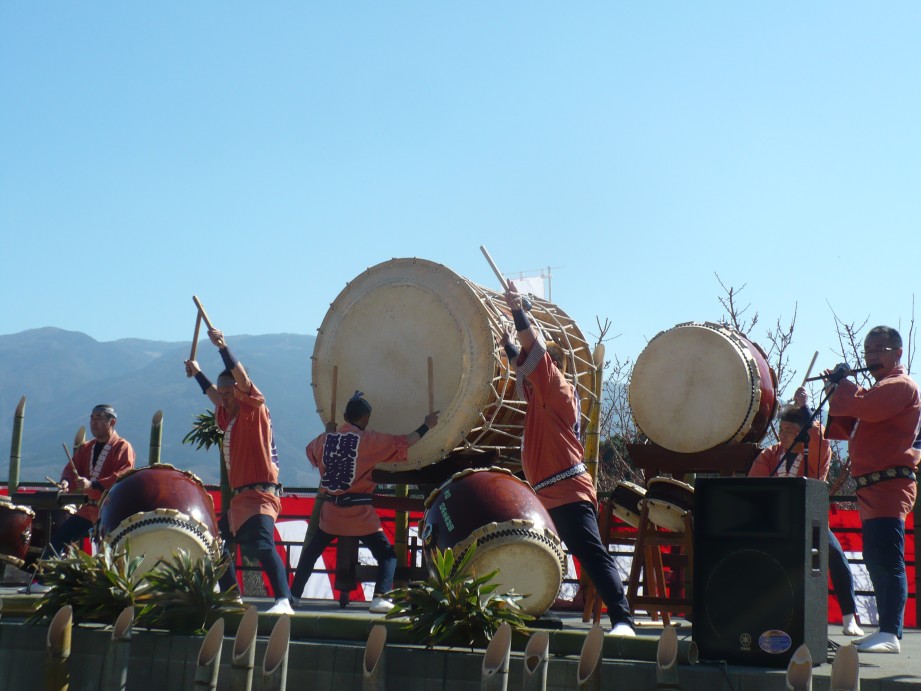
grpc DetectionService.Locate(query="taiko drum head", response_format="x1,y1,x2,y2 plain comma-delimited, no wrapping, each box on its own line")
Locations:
629,322,777,453
313,258,595,469
610,481,646,528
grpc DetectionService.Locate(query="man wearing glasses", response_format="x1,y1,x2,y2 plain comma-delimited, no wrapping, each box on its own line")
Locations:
825,326,921,654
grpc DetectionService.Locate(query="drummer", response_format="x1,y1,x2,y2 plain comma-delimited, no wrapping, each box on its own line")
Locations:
747,387,864,637
501,283,635,637
290,392,439,613
185,327,293,615
24,404,135,594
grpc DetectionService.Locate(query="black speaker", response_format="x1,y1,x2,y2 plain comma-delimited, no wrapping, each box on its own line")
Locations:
692,477,828,667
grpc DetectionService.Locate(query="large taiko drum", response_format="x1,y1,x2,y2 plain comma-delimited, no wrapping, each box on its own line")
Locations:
96,464,221,578
312,258,596,470
0,496,34,567
420,468,566,616
629,322,778,453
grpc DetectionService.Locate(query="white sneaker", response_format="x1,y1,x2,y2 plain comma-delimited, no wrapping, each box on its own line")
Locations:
267,598,294,615
368,596,395,614
841,614,865,637
855,631,900,654
608,622,636,637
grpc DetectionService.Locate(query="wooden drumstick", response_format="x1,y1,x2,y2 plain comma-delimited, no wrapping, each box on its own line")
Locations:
480,245,510,291
800,351,819,388
192,295,216,332
330,365,338,426
62,443,80,477
190,311,203,362
427,356,435,415
45,476,64,489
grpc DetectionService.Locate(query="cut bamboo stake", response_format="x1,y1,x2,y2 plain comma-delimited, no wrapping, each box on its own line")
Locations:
576,624,604,691
784,643,813,691
45,604,72,691
100,606,134,691
329,365,338,429
522,630,549,691
230,606,258,691
149,410,163,466
192,295,216,331
362,624,387,691
830,643,859,691
480,622,511,691
655,624,680,689
194,617,225,689
190,311,203,362
9,396,25,493
261,614,290,691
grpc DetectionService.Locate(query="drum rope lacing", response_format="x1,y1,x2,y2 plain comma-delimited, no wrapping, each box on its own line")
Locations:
451,527,568,576
108,512,221,559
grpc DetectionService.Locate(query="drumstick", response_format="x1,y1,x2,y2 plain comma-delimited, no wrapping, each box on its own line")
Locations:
45,476,64,489
330,365,338,426
192,295,216,332
427,356,435,415
190,310,203,361
62,443,80,477
480,245,510,291
800,351,819,388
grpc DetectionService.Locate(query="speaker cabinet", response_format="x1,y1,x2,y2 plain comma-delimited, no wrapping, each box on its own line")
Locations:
693,477,828,667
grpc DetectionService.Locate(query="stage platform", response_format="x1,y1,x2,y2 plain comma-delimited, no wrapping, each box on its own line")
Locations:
1,589,919,690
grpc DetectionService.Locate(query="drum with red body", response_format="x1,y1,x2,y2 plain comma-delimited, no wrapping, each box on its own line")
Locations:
0,496,34,567
629,321,778,454
420,467,566,617
96,464,221,578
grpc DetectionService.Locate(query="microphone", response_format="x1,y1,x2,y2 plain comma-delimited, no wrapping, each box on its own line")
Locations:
803,363,879,383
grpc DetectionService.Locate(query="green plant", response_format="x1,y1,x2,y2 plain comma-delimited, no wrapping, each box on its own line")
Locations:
385,544,533,648
28,542,151,626
182,409,223,449
138,548,245,634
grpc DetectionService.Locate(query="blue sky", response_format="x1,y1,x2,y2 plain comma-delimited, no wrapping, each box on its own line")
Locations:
2,3,919,401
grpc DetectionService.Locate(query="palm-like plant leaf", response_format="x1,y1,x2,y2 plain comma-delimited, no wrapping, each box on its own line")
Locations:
182,409,223,450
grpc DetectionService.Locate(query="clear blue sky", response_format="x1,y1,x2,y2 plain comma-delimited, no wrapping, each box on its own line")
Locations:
2,3,919,400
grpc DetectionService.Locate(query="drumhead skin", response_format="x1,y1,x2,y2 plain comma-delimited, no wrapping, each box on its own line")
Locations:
629,322,776,453
313,258,595,469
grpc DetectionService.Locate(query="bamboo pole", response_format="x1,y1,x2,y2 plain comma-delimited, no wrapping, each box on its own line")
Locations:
261,614,290,691
362,624,387,691
101,606,134,691
230,606,258,691
193,617,225,689
393,483,409,569
480,622,511,691
45,604,72,691
576,624,604,691
9,396,25,493
784,643,812,691
830,643,859,691
522,630,549,691
655,624,679,690
583,344,606,484
149,410,163,466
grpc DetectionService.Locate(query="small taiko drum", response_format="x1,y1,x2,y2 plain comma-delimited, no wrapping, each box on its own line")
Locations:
0,496,34,567
610,481,647,528
420,467,566,617
629,321,778,454
312,258,597,470
643,477,695,533
96,464,221,578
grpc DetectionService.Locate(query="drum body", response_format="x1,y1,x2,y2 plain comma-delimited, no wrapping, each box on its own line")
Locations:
610,481,646,528
420,468,566,616
96,464,221,578
313,258,595,470
629,322,778,453
643,477,695,533
0,498,34,567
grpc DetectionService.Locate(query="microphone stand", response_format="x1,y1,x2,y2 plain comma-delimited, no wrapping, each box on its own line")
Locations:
769,382,837,478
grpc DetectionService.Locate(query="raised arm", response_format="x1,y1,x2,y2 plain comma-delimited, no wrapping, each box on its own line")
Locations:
504,282,538,352
185,358,222,406
209,328,253,392
406,411,440,448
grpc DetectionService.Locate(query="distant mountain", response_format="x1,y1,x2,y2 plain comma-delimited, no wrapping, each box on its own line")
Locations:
0,328,323,487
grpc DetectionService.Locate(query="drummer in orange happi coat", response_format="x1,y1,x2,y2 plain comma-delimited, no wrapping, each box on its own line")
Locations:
502,282,635,637
291,392,438,613
185,327,293,615
23,404,136,594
